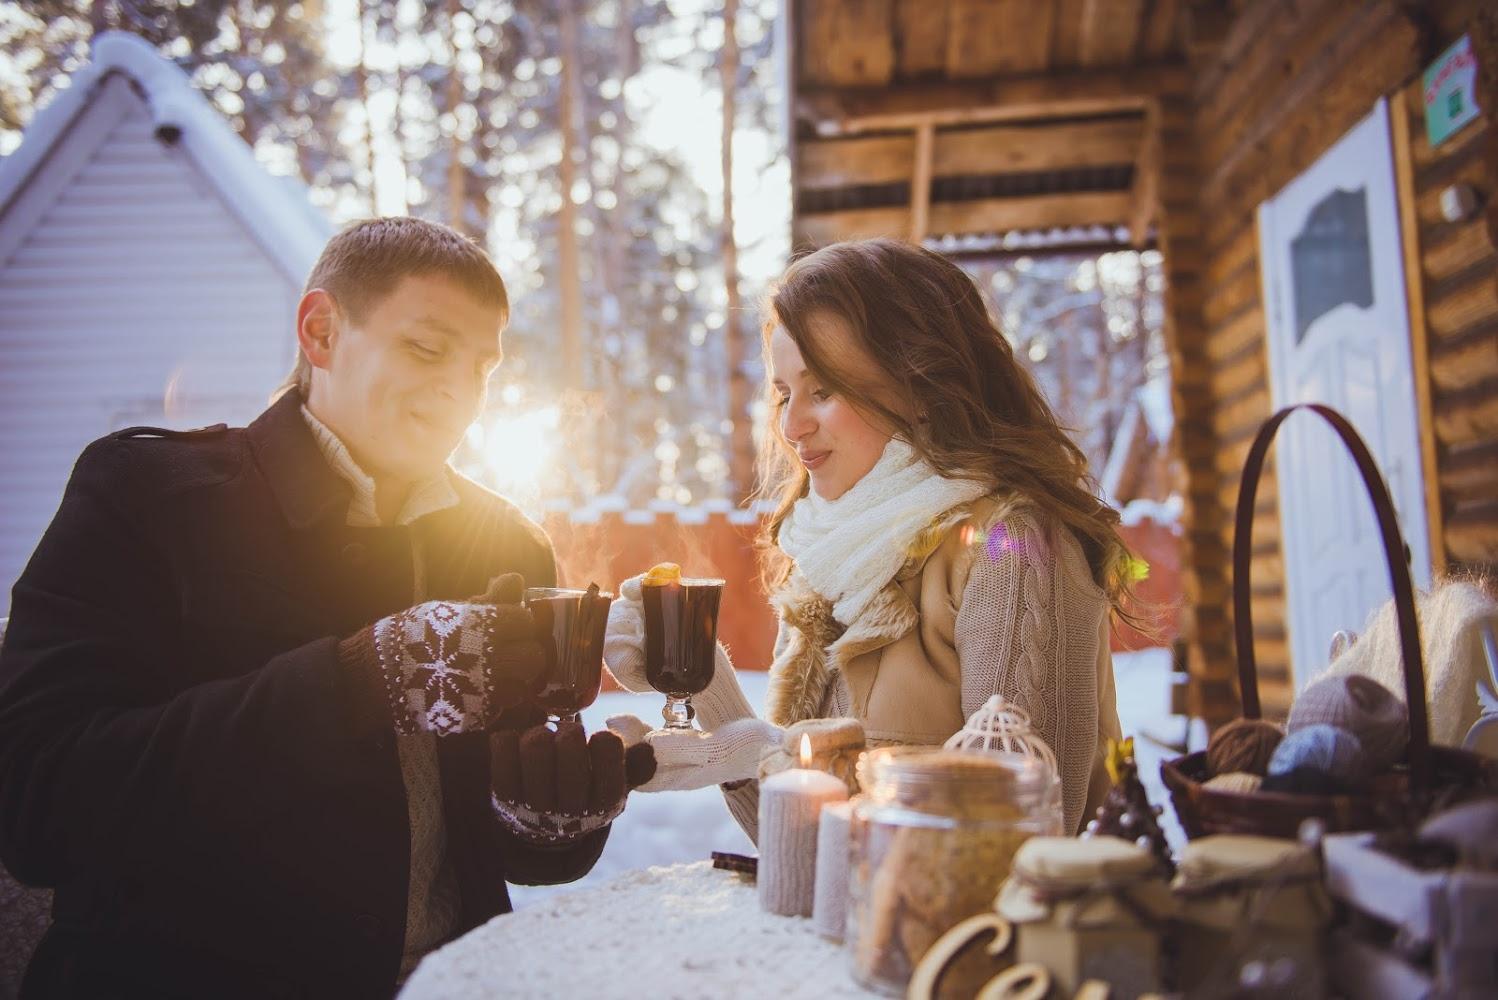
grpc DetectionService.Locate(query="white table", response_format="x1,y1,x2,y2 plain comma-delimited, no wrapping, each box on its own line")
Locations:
400,861,879,999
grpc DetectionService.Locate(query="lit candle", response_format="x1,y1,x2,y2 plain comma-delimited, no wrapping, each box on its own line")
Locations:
758,734,849,917
812,800,854,940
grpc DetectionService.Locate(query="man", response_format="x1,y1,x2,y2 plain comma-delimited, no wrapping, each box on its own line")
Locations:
0,218,640,997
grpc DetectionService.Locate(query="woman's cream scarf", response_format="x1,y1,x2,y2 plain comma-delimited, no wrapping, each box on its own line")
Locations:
768,439,988,725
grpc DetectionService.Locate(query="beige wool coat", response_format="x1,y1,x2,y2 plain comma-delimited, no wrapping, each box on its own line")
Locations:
727,496,1122,839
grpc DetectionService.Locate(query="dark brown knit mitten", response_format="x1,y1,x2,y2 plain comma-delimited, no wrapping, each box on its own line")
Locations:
490,721,656,844
338,573,546,736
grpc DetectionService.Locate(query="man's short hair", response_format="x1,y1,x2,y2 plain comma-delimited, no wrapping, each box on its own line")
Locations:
276,217,509,399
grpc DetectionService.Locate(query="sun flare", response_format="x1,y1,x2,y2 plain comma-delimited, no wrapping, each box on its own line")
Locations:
470,406,561,498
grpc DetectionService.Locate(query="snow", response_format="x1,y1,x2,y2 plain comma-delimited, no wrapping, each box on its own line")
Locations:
405,861,869,999
1118,494,1184,528
510,648,1187,909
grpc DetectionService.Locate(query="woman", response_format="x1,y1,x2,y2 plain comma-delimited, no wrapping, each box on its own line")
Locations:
604,238,1128,837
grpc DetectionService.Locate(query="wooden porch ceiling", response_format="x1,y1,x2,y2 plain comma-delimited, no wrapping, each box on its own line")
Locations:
789,0,1214,248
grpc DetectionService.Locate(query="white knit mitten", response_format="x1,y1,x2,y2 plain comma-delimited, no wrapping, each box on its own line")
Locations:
605,576,755,730
606,715,782,791
602,573,651,693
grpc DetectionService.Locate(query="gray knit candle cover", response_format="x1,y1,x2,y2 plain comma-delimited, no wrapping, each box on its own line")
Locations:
758,768,848,917
1288,674,1408,772
812,800,854,940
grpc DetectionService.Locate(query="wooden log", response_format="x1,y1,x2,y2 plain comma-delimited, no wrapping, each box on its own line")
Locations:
1438,438,1498,500
1202,0,1398,186
894,0,949,78
1202,259,1261,327
796,64,1188,134
1444,500,1498,565
1141,0,1183,60
1205,219,1260,290
1192,0,1288,104
927,190,1132,233
1422,220,1495,286
1210,348,1267,402
798,134,915,188
1434,376,1498,447
933,116,1144,175
1050,0,1088,70
1205,303,1265,366
1429,323,1498,392
798,0,896,87
1428,274,1498,346
797,206,907,244
1196,0,1340,146
1079,0,1146,69
946,0,1053,77
799,190,1134,243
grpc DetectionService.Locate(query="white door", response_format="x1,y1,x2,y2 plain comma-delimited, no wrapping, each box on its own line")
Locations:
1258,97,1433,690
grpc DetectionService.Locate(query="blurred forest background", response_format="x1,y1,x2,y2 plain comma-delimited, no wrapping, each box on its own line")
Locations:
1,0,1168,512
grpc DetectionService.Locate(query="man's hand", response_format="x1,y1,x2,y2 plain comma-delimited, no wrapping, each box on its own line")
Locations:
339,572,546,736
604,715,781,792
489,719,657,843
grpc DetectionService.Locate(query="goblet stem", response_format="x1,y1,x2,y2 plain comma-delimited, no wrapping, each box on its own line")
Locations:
662,695,696,730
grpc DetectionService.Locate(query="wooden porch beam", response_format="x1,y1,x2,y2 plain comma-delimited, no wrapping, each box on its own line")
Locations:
798,116,1145,190
797,64,1189,135
799,189,1132,245
1129,101,1161,248
909,122,934,241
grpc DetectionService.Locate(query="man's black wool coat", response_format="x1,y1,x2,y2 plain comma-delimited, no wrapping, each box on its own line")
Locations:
0,390,606,998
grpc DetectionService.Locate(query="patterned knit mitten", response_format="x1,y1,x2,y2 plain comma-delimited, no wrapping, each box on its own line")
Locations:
490,720,657,843
339,573,546,736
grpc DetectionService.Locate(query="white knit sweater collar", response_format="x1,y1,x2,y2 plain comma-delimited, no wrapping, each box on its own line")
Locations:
300,406,460,528
777,438,988,626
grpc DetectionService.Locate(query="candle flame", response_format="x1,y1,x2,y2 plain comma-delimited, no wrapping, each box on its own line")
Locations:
799,733,812,768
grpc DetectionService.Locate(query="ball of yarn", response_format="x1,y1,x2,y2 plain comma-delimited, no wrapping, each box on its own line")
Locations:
1205,718,1285,777
1288,674,1407,772
1266,723,1368,787
1203,771,1263,794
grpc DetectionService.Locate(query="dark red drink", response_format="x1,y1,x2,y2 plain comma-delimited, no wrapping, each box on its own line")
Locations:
526,587,613,717
642,579,723,698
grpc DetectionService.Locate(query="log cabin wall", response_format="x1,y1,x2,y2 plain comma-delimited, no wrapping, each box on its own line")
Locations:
1181,0,1498,721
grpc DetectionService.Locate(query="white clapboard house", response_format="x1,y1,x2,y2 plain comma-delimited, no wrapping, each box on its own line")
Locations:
0,32,331,614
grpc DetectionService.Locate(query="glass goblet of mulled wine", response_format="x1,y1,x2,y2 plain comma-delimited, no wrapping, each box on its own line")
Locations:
641,576,724,729
524,586,614,721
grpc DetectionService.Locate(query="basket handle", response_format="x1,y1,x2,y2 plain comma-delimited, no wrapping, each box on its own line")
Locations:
1232,403,1430,790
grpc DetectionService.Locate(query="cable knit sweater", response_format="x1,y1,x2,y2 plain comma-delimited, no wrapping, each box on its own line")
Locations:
300,407,463,980
725,501,1121,839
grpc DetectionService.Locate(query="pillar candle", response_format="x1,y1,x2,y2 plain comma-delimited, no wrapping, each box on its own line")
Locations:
759,767,848,917
812,800,854,940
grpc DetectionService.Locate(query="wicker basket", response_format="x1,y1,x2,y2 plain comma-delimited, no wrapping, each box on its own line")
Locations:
1161,403,1496,840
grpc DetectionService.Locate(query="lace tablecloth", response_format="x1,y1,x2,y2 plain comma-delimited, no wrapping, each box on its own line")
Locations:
400,861,877,999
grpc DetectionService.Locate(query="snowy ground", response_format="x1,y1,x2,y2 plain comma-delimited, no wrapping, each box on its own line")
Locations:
509,647,1190,909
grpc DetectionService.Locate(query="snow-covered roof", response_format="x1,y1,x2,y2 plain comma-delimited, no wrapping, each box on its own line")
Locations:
0,31,329,282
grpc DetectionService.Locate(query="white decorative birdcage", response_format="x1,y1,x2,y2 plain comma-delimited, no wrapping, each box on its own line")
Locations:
944,694,1057,775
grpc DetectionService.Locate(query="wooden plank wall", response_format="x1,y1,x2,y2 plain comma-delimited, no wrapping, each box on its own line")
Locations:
1403,62,1498,573
1180,0,1496,722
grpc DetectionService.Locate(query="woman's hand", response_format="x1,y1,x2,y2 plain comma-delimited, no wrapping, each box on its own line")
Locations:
602,573,650,692
604,715,782,792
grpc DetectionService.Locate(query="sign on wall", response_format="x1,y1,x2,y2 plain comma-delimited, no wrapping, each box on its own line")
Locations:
1423,34,1480,148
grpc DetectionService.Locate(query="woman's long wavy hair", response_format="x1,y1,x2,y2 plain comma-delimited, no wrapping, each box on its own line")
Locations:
756,238,1138,618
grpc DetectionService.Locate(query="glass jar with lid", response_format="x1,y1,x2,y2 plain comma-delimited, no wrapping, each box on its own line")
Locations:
847,746,1062,996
